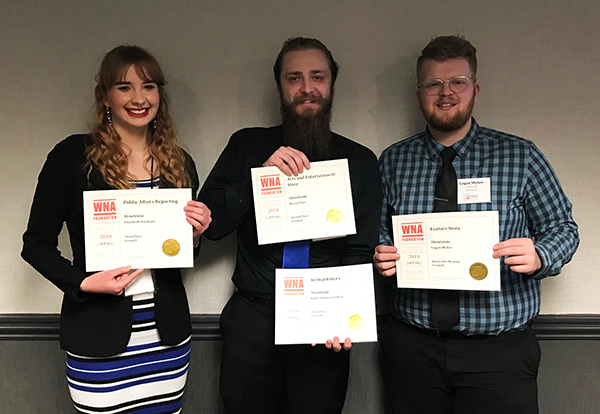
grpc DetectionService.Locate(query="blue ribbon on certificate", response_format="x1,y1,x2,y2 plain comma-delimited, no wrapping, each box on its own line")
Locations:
282,240,310,269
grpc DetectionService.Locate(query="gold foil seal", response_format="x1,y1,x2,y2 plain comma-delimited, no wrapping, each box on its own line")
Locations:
469,262,488,280
326,208,343,223
162,239,180,257
347,314,364,331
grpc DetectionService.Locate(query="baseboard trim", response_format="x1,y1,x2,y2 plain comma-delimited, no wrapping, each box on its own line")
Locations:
1,314,599,341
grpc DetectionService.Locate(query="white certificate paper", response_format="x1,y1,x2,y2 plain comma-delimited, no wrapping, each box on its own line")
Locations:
392,211,500,291
274,264,377,345
251,159,356,245
83,188,193,271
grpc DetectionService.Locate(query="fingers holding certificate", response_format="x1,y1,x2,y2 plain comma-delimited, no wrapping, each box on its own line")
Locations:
323,337,352,352
392,211,501,291
263,146,311,176
374,244,400,277
80,266,145,295
493,237,542,275
184,200,212,245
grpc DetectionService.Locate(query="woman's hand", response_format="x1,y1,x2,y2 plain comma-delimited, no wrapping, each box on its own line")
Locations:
184,200,212,246
80,266,144,295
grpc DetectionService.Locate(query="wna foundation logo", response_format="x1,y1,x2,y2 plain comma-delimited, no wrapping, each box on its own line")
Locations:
283,276,304,296
92,199,117,221
401,222,424,241
260,174,282,195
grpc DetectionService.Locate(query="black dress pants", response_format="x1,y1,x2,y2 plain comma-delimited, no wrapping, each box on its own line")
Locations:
219,291,350,414
380,316,540,414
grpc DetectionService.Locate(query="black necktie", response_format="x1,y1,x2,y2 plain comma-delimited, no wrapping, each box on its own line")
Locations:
430,147,460,331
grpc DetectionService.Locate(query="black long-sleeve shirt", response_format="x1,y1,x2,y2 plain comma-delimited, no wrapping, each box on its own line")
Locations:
199,126,381,297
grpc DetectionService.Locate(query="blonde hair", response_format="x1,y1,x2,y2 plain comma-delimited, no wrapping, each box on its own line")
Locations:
87,45,191,189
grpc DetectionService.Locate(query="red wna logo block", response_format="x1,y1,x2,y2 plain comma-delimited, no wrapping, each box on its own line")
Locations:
283,277,304,295
260,175,281,190
260,174,282,195
92,199,117,221
401,222,424,241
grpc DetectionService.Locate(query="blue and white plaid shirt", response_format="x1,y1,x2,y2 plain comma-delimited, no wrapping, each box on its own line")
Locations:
379,119,579,334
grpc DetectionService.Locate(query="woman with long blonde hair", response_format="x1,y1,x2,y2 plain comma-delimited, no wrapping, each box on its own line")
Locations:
22,45,210,413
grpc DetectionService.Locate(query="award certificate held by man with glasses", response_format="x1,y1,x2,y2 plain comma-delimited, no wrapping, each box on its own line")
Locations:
392,211,501,291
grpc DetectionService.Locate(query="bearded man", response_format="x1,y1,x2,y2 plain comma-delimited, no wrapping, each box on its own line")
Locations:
199,37,381,414
374,35,579,413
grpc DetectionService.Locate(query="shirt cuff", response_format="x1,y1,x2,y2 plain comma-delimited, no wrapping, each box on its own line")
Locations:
525,244,550,280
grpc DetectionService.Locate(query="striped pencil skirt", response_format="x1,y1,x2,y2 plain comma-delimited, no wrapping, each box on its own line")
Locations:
66,293,191,414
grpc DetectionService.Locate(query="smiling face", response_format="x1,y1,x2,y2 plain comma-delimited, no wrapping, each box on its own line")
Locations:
279,49,333,116
104,65,159,136
417,58,479,134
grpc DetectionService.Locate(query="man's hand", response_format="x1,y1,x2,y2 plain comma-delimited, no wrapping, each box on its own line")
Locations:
374,244,399,277
493,238,542,275
312,336,352,352
184,200,212,246
263,146,310,176
80,266,144,295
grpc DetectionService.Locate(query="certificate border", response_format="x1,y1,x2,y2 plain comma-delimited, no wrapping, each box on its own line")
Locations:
251,159,356,245
274,263,378,345
392,211,501,291
83,188,193,271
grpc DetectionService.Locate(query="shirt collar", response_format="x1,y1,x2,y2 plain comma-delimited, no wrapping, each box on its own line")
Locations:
424,117,480,160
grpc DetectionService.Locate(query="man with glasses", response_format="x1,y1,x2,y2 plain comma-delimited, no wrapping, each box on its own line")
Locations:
374,35,579,413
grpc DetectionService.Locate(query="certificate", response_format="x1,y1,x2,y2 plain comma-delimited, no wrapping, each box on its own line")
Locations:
83,188,193,271
392,211,500,291
274,264,377,345
251,159,356,245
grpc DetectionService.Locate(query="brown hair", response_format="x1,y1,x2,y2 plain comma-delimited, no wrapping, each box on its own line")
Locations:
87,45,191,189
416,35,477,81
273,37,339,90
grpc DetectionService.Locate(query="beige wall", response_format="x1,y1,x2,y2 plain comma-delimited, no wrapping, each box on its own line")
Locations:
2,0,598,314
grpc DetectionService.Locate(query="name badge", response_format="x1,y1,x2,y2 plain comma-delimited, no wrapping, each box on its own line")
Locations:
457,177,491,204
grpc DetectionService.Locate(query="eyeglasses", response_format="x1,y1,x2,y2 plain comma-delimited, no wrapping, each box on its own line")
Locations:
418,76,475,95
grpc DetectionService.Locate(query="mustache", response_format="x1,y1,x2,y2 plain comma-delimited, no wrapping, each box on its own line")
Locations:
435,98,459,105
291,93,326,105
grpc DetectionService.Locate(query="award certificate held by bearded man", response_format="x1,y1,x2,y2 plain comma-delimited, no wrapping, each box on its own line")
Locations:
392,211,501,291
251,159,356,245
274,263,377,345
83,188,193,271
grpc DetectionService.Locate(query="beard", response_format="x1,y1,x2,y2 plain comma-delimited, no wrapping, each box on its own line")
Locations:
420,90,476,133
280,91,333,161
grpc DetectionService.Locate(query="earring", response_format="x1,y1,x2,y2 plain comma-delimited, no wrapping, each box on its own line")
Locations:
153,119,157,130
105,106,112,126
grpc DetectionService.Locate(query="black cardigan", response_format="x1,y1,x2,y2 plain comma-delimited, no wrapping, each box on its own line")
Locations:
22,135,199,356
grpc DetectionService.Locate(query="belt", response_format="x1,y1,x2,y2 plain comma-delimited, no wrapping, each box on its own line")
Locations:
400,320,473,340
400,320,526,340
236,289,274,306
